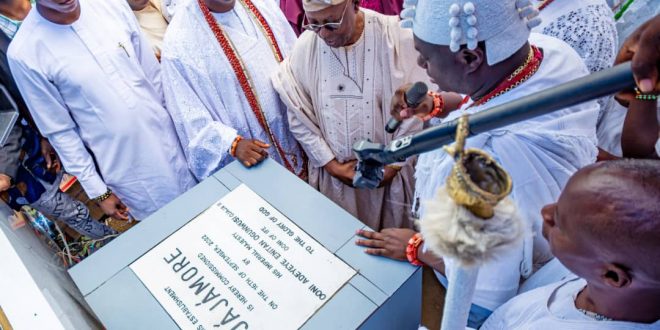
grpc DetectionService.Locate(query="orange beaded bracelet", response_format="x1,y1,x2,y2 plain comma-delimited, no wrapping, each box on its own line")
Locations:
422,91,444,121
406,233,425,266
230,135,243,157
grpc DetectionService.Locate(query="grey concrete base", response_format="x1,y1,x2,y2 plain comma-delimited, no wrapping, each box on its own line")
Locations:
70,159,421,329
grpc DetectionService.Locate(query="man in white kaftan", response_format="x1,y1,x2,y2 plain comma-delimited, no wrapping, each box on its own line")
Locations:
273,2,428,231
482,160,660,329
413,32,599,321
8,0,196,220
355,1,599,326
162,0,305,181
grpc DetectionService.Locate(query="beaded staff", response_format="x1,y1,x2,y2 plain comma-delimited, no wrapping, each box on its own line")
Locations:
419,115,522,330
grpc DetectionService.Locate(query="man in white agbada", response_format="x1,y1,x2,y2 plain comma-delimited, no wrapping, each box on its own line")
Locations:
8,0,196,221
355,0,598,327
161,0,305,181
273,0,431,230
482,160,660,329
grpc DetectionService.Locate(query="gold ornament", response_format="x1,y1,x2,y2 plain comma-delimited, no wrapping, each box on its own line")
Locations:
444,115,513,219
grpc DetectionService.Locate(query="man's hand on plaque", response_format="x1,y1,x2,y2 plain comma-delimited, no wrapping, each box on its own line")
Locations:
324,159,357,186
236,139,269,167
355,228,416,261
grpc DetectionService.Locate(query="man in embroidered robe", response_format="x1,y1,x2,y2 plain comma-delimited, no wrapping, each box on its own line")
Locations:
482,160,660,329
355,0,599,327
8,0,196,222
161,0,305,181
128,0,169,60
279,0,403,35
273,0,431,230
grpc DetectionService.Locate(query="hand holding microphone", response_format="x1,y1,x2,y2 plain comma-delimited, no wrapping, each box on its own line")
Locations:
385,82,432,133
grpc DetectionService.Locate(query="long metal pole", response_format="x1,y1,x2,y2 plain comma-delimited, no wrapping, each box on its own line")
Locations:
369,62,636,164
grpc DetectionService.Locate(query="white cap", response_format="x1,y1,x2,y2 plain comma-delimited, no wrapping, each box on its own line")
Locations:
303,0,347,12
400,0,542,65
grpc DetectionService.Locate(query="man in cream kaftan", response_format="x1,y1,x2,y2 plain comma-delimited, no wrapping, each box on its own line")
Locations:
273,9,429,230
8,0,196,220
130,0,169,60
162,0,305,181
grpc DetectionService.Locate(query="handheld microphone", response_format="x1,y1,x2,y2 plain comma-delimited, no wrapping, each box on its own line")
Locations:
385,82,429,133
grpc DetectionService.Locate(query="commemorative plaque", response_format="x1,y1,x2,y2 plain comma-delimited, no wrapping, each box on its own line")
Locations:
130,185,356,330
69,159,421,330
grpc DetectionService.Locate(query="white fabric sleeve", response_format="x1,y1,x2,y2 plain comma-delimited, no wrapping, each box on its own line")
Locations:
7,58,108,198
162,57,238,180
287,108,335,168
272,55,336,168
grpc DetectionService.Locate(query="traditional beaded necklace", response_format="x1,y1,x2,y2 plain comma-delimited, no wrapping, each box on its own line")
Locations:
468,45,544,108
577,308,614,321
198,0,307,179
537,0,555,11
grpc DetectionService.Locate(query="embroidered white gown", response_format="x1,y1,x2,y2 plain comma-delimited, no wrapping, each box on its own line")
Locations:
162,0,304,180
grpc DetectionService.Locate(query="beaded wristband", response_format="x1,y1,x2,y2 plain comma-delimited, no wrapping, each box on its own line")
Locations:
230,136,243,157
422,91,445,121
93,189,113,203
635,88,658,101
406,233,425,266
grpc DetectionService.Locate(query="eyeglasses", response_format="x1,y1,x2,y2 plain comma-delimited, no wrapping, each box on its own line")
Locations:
302,1,350,33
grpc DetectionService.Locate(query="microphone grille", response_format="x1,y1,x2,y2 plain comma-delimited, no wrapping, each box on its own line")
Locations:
406,82,429,104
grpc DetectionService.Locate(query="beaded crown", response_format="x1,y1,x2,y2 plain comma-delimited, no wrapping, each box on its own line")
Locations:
400,0,542,65
444,116,513,219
